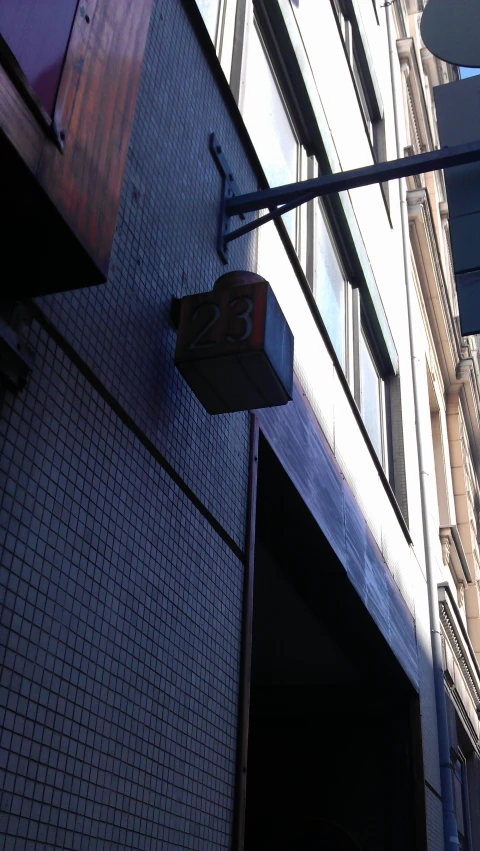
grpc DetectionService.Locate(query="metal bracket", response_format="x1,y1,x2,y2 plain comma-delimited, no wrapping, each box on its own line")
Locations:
209,133,245,263
211,135,480,264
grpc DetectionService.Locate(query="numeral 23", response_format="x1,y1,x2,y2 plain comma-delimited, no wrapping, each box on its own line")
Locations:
188,297,254,350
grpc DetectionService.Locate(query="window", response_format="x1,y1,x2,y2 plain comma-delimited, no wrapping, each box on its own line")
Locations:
242,20,302,246
358,325,385,462
314,200,349,370
331,1,387,171
196,0,223,42
312,198,389,469
230,0,394,474
453,751,472,851
195,0,237,79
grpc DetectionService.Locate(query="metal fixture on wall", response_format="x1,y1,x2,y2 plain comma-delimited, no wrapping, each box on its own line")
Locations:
210,132,480,263
174,271,294,414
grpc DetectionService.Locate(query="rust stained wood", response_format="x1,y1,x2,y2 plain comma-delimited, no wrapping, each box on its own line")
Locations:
51,0,99,144
0,62,45,171
38,0,153,278
0,0,153,297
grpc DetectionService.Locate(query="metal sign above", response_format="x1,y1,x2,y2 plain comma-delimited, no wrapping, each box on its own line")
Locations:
420,0,480,68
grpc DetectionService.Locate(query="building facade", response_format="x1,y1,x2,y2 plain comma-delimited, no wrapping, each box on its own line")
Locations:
1,1,480,849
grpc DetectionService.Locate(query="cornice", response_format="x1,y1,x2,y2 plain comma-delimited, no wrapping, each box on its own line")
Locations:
439,583,480,742
393,0,408,40
407,187,461,384
459,368,480,477
440,524,472,585
408,189,480,470
397,36,434,153
420,47,457,91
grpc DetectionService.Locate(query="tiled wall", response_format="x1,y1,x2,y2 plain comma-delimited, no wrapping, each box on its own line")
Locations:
0,318,245,850
0,1,256,848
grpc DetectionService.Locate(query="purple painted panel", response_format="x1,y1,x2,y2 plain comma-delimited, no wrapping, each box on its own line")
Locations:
0,0,78,115
256,376,419,689
256,376,347,565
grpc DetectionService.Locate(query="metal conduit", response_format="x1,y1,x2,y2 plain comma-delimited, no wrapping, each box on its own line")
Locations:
384,4,459,849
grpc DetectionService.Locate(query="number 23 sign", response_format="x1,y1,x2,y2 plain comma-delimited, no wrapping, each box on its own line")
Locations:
174,271,294,415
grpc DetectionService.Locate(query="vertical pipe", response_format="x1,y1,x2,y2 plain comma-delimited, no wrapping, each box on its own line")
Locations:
232,414,259,851
384,4,459,850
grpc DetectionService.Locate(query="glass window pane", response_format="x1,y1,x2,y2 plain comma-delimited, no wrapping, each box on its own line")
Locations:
196,0,221,42
315,203,346,367
243,24,298,242
360,330,383,459
353,51,373,142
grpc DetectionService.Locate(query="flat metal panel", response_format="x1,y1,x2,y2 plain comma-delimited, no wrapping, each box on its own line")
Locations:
434,78,480,219
421,0,480,68
343,484,367,601
434,77,480,148
257,376,347,565
449,212,480,274
257,376,419,689
456,271,480,336
441,163,480,220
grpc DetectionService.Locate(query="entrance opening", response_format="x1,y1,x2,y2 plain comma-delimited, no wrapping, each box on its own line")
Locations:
243,436,425,851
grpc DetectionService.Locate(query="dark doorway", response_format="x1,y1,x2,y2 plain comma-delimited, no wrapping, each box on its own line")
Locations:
243,435,425,851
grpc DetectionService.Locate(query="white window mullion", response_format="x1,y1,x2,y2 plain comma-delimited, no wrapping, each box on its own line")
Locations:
351,287,361,401
297,147,309,275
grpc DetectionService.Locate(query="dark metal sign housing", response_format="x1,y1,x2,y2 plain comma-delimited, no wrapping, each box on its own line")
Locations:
175,271,294,414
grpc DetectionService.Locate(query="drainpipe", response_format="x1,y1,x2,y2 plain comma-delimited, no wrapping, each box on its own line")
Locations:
384,4,459,850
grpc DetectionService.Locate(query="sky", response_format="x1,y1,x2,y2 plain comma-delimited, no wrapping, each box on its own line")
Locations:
460,67,480,78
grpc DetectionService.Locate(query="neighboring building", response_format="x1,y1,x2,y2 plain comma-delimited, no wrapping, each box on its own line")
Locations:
1,1,480,850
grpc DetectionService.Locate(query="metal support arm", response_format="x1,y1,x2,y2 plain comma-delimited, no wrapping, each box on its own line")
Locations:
211,135,480,261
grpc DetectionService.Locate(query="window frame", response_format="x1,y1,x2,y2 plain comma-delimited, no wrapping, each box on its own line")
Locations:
309,184,391,473
331,0,389,208
241,11,308,255
354,299,389,471
195,0,239,80
311,195,352,378
192,0,402,498
453,750,473,851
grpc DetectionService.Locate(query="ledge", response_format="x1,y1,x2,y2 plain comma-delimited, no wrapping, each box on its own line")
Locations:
397,37,434,157
440,524,472,584
407,187,461,385
438,582,480,714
